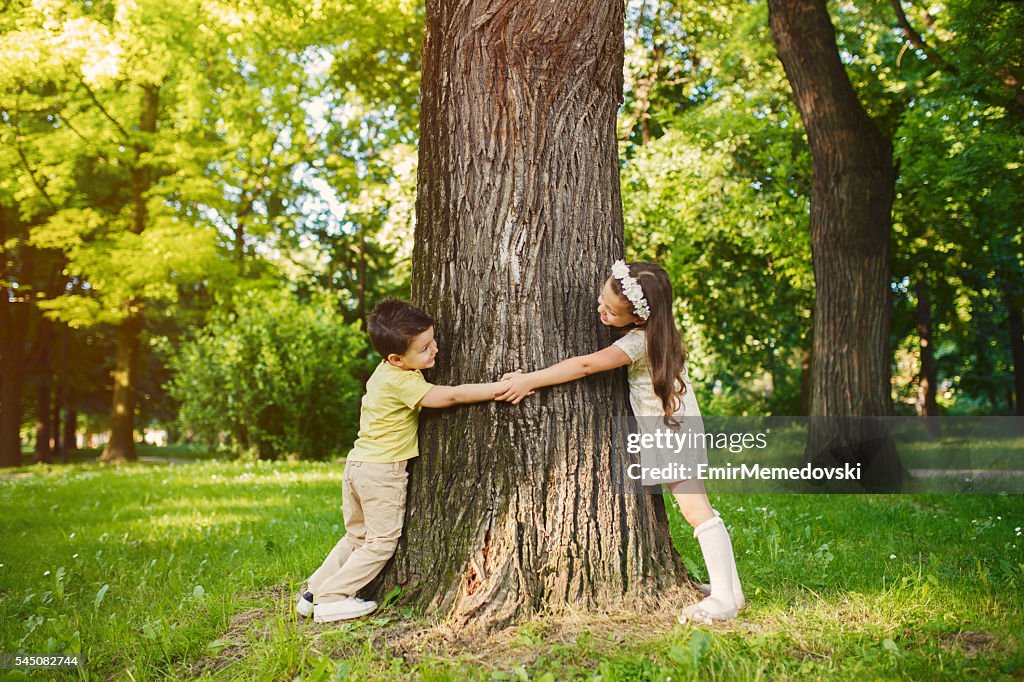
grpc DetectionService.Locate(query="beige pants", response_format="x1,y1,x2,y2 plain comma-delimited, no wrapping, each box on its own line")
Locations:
307,459,409,604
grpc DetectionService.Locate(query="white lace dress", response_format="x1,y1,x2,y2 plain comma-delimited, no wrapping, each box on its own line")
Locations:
613,328,706,481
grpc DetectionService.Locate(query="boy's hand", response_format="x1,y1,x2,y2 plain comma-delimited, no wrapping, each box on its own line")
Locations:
496,370,535,404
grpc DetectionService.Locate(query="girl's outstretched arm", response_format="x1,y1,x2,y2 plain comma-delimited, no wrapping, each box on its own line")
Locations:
496,345,631,404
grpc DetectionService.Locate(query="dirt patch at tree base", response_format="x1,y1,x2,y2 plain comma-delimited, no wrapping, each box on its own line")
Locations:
180,584,291,678
362,585,753,669
183,583,758,677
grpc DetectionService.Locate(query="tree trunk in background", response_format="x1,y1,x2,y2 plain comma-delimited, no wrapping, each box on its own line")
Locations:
51,355,62,461
63,409,77,460
33,322,53,463
915,279,939,416
0,358,25,467
800,348,812,416
100,304,142,462
32,395,50,462
374,0,686,631
357,228,367,324
769,0,900,490
55,323,70,462
0,205,29,468
1008,298,1024,416
101,85,159,463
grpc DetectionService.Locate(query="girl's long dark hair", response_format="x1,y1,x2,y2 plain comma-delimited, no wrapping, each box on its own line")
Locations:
610,263,688,419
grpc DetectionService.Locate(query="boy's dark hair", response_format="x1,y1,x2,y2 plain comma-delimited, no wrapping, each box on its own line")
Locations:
366,299,434,358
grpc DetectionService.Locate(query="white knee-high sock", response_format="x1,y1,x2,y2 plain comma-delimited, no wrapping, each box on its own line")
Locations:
693,516,738,613
703,508,744,608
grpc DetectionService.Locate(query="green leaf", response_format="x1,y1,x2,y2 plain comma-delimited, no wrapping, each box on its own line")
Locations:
206,639,235,652
93,584,110,609
379,585,402,610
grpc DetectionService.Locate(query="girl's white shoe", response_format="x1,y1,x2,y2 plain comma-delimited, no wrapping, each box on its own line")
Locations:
677,596,738,625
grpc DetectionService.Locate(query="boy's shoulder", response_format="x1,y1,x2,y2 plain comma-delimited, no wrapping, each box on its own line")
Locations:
365,362,431,406
370,361,425,385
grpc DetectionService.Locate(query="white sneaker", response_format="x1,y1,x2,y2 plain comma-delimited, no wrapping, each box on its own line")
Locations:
296,591,314,618
313,596,377,623
677,596,738,625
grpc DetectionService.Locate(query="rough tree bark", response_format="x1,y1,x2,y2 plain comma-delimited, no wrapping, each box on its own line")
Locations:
373,0,686,631
101,85,159,463
768,0,901,489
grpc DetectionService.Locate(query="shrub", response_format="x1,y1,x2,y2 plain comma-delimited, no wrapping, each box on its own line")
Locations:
169,290,371,459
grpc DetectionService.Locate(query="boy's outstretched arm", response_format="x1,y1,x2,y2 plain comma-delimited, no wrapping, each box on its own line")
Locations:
419,380,510,408
497,345,631,405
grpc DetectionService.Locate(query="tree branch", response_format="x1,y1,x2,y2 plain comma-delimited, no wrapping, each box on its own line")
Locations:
892,0,1024,119
77,78,131,141
54,113,89,143
11,96,58,212
890,0,958,75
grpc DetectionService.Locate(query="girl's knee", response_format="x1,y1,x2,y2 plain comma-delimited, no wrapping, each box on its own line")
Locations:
670,487,715,528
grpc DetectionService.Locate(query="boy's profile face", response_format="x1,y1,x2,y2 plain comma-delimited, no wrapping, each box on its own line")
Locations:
387,326,438,370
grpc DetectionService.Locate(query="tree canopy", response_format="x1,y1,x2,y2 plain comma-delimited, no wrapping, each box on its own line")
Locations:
1,0,1021,465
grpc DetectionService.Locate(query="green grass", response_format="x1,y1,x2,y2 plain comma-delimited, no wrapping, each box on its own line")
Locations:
19,443,226,465
1,456,1022,680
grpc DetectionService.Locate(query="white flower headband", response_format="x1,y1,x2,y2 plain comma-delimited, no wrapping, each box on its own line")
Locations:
610,260,651,320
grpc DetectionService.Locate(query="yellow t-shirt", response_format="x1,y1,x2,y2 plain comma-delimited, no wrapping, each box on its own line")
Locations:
347,361,434,463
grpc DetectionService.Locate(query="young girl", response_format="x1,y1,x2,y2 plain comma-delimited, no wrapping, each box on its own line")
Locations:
496,261,744,624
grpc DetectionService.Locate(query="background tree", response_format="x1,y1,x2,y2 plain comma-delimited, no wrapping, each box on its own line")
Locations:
768,0,896,419
767,0,903,491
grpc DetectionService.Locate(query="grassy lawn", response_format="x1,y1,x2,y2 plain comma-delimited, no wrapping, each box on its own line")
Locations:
1,456,1022,680
18,444,226,465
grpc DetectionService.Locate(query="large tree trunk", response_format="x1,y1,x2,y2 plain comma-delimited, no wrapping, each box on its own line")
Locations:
768,0,900,489
916,278,939,416
101,85,159,463
374,0,685,631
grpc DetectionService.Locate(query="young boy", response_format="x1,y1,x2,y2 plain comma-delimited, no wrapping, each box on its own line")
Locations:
297,299,507,623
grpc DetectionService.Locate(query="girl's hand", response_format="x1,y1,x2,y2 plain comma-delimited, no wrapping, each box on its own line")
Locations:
496,370,535,404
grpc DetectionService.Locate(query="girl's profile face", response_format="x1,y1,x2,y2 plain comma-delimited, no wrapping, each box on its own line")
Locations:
597,278,641,328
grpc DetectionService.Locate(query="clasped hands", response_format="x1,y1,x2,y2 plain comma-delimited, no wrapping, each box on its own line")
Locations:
495,370,534,405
